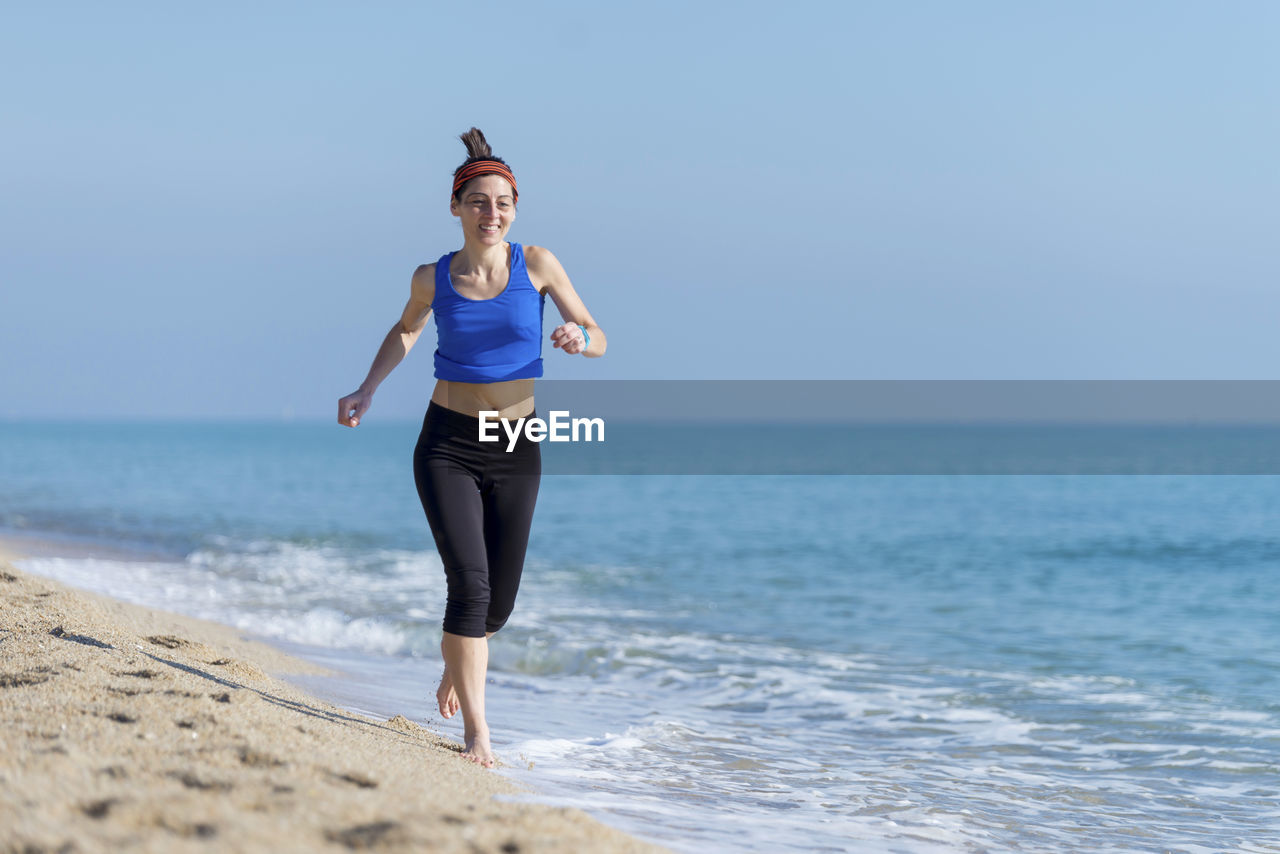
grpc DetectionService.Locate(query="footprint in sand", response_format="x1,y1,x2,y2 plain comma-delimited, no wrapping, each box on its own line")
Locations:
50,626,114,649
325,821,406,848
0,669,55,688
167,771,232,792
208,657,267,680
239,747,286,768
117,668,163,679
81,798,120,819
158,818,219,839
328,770,379,789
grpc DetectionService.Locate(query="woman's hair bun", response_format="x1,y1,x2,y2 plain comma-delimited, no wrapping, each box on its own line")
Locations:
450,127,515,201
459,127,493,160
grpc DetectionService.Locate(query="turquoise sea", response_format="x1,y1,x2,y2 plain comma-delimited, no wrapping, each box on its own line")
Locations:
2,420,1278,852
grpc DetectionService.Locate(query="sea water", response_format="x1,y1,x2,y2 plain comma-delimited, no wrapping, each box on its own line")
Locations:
2,420,1278,852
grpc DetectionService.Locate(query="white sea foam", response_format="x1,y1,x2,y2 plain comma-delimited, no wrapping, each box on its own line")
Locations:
224,607,412,657
19,545,446,658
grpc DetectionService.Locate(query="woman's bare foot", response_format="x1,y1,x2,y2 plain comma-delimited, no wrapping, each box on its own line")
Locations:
440,632,494,768
436,667,460,719
462,727,495,768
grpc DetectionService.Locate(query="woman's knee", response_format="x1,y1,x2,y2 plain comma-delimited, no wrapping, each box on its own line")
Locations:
483,572,521,634
443,600,489,638
443,564,490,638
484,608,512,635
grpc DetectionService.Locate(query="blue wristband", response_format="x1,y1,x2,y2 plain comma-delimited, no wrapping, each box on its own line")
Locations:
577,324,591,352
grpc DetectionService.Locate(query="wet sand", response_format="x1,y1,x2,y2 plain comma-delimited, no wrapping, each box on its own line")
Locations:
0,543,665,853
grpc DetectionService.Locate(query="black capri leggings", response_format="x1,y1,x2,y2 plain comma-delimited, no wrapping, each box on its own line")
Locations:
413,401,541,638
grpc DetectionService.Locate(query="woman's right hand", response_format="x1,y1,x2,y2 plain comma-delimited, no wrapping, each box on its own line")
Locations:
338,389,373,427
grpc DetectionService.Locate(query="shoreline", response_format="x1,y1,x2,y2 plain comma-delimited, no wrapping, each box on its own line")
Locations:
0,537,665,853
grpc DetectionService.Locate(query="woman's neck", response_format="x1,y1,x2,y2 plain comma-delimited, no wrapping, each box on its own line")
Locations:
454,241,509,276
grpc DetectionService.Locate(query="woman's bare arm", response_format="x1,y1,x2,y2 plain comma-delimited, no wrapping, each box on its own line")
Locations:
525,245,606,358
337,264,436,427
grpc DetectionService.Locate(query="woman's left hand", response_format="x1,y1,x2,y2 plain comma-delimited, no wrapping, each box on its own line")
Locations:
550,323,588,355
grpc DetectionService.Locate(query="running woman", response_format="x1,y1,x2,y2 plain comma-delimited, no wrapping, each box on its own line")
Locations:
338,128,605,767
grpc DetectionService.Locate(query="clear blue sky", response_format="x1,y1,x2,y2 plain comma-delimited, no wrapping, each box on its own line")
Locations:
3,1,1277,419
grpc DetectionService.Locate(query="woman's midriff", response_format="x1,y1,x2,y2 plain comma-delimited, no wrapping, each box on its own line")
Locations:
431,378,535,420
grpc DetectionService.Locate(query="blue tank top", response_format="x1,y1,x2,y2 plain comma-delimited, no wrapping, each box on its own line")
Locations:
432,242,545,383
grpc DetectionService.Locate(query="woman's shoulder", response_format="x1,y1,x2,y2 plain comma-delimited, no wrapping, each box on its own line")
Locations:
416,248,459,275
520,243,550,257
411,262,439,301
521,244,563,273
521,245,567,294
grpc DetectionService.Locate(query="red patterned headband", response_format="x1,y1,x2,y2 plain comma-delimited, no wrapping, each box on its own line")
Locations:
452,160,518,202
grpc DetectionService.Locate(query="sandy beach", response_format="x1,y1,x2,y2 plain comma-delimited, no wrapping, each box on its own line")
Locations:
0,542,665,853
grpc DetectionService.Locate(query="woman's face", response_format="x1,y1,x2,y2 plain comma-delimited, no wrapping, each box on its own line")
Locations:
450,174,516,246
